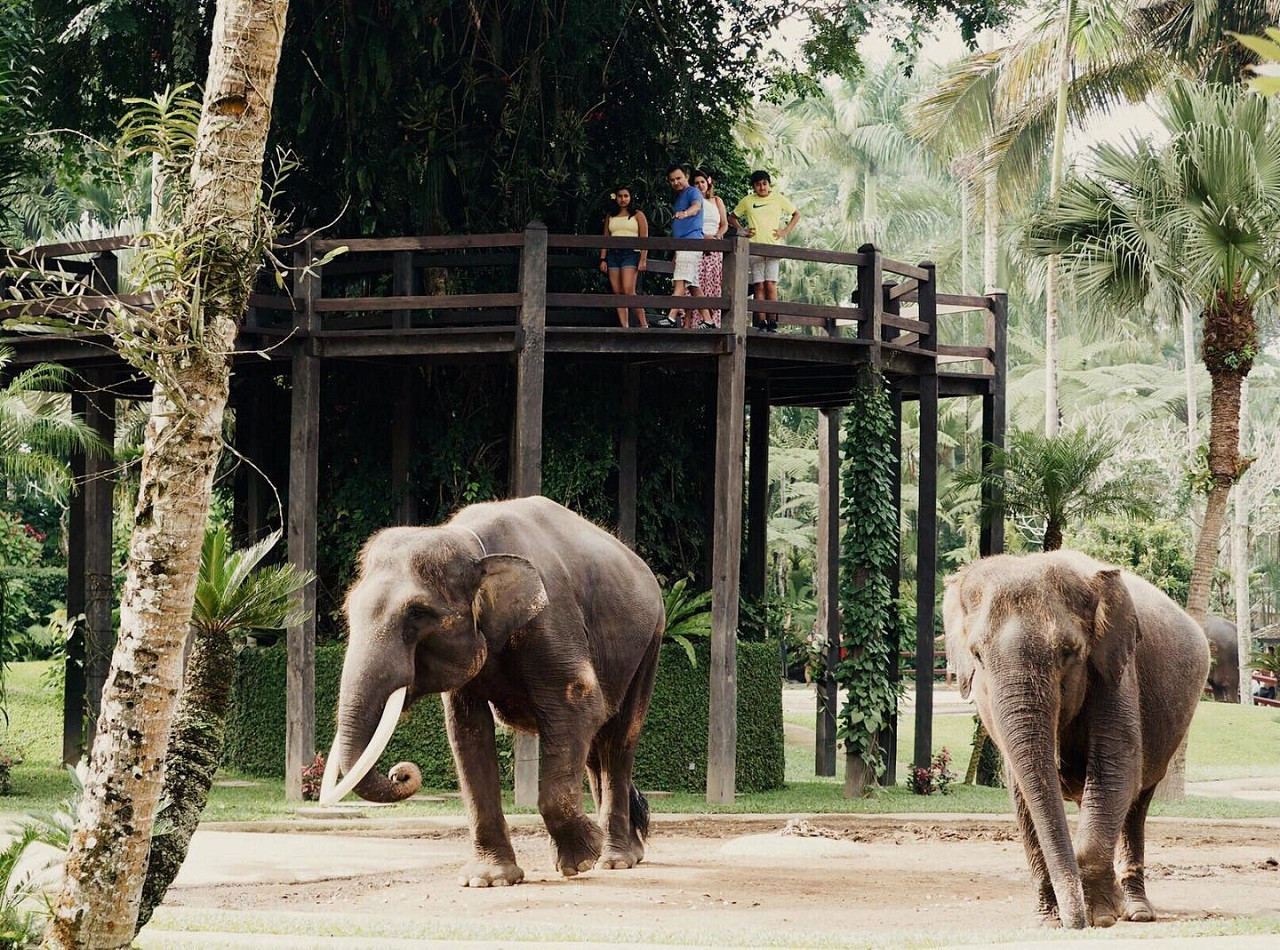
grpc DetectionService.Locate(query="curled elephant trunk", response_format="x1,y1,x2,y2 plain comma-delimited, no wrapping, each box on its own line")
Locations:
320,686,422,806
1000,700,1088,929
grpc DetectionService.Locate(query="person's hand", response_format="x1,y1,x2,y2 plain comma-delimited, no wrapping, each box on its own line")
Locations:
638,259,647,272
599,260,608,273
746,227,756,238
773,228,786,240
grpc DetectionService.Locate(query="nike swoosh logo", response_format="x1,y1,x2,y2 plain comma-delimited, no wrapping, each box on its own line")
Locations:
752,203,767,208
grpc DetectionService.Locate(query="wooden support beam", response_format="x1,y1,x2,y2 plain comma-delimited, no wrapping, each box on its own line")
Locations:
745,390,769,601
286,236,320,801
913,263,939,772
707,234,749,805
815,405,840,777
512,221,548,808
980,291,1009,557
879,390,904,785
857,245,883,369
618,366,638,545
63,370,114,765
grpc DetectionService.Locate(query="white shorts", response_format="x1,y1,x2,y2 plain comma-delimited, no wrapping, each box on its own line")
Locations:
674,250,702,286
749,255,780,284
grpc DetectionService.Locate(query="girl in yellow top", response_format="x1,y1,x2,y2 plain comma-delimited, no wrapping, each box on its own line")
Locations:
599,187,649,328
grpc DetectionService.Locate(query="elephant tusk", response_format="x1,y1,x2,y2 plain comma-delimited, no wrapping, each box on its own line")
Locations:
319,686,407,807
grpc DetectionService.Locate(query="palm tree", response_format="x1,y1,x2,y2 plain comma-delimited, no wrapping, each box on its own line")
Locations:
911,0,1171,434
953,425,1158,551
1138,0,1280,83
135,525,310,930
1030,78,1280,619
0,347,105,501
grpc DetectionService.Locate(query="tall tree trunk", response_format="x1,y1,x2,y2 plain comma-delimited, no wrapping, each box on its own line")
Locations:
134,623,235,932
1181,299,1198,464
1233,379,1252,705
1043,0,1075,439
44,2,289,946
982,163,998,292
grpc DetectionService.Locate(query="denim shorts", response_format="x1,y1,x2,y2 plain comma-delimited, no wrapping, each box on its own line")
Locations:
606,248,641,270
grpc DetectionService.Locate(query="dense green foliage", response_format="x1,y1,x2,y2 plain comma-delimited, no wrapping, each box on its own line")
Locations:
224,641,783,793
1068,516,1194,604
835,368,901,782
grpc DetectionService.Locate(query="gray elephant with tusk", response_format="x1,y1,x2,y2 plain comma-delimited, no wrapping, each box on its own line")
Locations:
943,550,1209,930
320,495,665,887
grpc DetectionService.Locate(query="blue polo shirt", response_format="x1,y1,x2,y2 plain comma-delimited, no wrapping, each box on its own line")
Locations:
671,187,703,239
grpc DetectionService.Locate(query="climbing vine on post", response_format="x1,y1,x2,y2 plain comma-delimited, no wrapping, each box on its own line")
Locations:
836,366,902,797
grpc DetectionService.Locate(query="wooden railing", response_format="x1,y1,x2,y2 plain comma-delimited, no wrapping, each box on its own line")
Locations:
0,224,1007,378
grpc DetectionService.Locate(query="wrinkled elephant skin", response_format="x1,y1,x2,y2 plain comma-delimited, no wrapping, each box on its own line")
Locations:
1204,616,1239,703
329,496,664,886
944,551,1209,929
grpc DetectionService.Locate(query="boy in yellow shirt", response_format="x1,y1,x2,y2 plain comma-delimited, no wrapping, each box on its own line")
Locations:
729,170,800,331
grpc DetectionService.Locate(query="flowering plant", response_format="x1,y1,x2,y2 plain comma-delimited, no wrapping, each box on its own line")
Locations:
300,752,326,802
906,747,956,796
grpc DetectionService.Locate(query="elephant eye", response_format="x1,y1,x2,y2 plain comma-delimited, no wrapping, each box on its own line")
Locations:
406,603,437,622
970,646,981,663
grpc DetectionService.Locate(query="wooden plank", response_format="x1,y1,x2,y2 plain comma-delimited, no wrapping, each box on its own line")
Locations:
286,236,320,802
547,292,730,311
937,292,994,310
314,293,520,312
6,234,140,259
311,234,525,253
512,222,548,809
63,391,88,765
881,257,930,281
392,251,414,331
815,405,839,777
857,245,883,368
887,279,919,301
748,244,870,267
746,391,769,600
746,299,864,323
315,330,518,358
707,234,749,805
881,313,929,335
81,368,116,753
618,367,638,544
914,262,938,772
547,234,732,253
980,291,1008,557
936,344,993,360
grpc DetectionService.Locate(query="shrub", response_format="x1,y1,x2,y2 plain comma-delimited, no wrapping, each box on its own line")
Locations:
225,640,785,793
906,747,956,796
1068,517,1192,604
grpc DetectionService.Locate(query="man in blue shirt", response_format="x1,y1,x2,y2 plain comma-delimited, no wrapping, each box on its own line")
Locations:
658,164,703,328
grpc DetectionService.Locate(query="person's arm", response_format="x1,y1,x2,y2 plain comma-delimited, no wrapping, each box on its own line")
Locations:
775,208,800,241
636,212,648,270
714,197,728,239
676,196,702,220
600,216,610,272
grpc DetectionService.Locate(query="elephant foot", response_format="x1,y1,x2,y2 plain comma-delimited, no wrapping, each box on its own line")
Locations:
551,815,603,877
1123,896,1155,922
598,838,644,870
1083,875,1123,928
458,859,525,888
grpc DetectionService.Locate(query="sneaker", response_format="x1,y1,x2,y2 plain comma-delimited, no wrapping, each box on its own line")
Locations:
765,322,779,333
695,320,719,330
651,317,678,328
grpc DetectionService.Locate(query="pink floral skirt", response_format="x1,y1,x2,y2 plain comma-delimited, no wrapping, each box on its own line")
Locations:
687,250,722,328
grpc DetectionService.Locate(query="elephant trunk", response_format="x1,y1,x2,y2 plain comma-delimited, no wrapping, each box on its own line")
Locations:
320,685,422,806
998,693,1088,929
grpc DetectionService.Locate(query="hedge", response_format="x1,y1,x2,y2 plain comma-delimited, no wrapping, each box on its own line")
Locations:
224,640,784,793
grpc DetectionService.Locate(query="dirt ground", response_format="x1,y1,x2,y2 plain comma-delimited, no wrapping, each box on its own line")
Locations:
161,814,1280,946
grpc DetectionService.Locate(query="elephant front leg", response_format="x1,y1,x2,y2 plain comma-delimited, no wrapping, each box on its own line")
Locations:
445,691,524,887
1075,694,1139,927
537,720,603,877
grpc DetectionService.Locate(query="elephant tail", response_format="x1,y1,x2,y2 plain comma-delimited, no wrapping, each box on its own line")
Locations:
630,783,650,841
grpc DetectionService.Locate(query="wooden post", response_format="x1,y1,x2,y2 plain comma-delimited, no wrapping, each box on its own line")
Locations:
63,371,114,765
232,371,268,546
857,244,883,368
914,263,939,772
391,251,419,526
512,221,548,808
880,389,903,785
814,405,839,777
745,389,769,600
980,291,1008,557
707,233,749,804
618,366,638,545
286,235,320,801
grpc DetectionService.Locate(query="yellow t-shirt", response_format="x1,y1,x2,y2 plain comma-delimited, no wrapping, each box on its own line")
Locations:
732,191,796,245
607,214,641,238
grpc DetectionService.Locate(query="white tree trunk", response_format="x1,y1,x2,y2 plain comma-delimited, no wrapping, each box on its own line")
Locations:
982,164,998,293
1043,0,1074,439
1182,300,1198,465
45,2,289,946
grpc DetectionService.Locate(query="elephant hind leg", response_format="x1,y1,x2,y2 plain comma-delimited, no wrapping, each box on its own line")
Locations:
1118,787,1157,922
596,628,661,870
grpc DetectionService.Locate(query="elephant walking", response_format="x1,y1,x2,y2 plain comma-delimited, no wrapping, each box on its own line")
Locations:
320,496,665,886
1204,615,1240,703
943,550,1209,929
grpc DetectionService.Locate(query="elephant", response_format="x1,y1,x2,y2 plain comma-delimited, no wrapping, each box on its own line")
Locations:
319,495,665,887
943,550,1209,930
1204,615,1239,703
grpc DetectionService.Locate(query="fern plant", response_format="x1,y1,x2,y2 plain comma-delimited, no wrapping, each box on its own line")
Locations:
662,577,712,667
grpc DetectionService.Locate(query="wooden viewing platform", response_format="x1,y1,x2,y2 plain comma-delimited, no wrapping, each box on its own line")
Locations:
2,224,1007,802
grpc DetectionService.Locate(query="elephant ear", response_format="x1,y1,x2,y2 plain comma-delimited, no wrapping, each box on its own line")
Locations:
1089,569,1141,687
473,554,549,649
942,575,975,700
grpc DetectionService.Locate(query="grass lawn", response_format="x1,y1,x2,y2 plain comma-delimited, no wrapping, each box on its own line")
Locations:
2,661,1278,823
